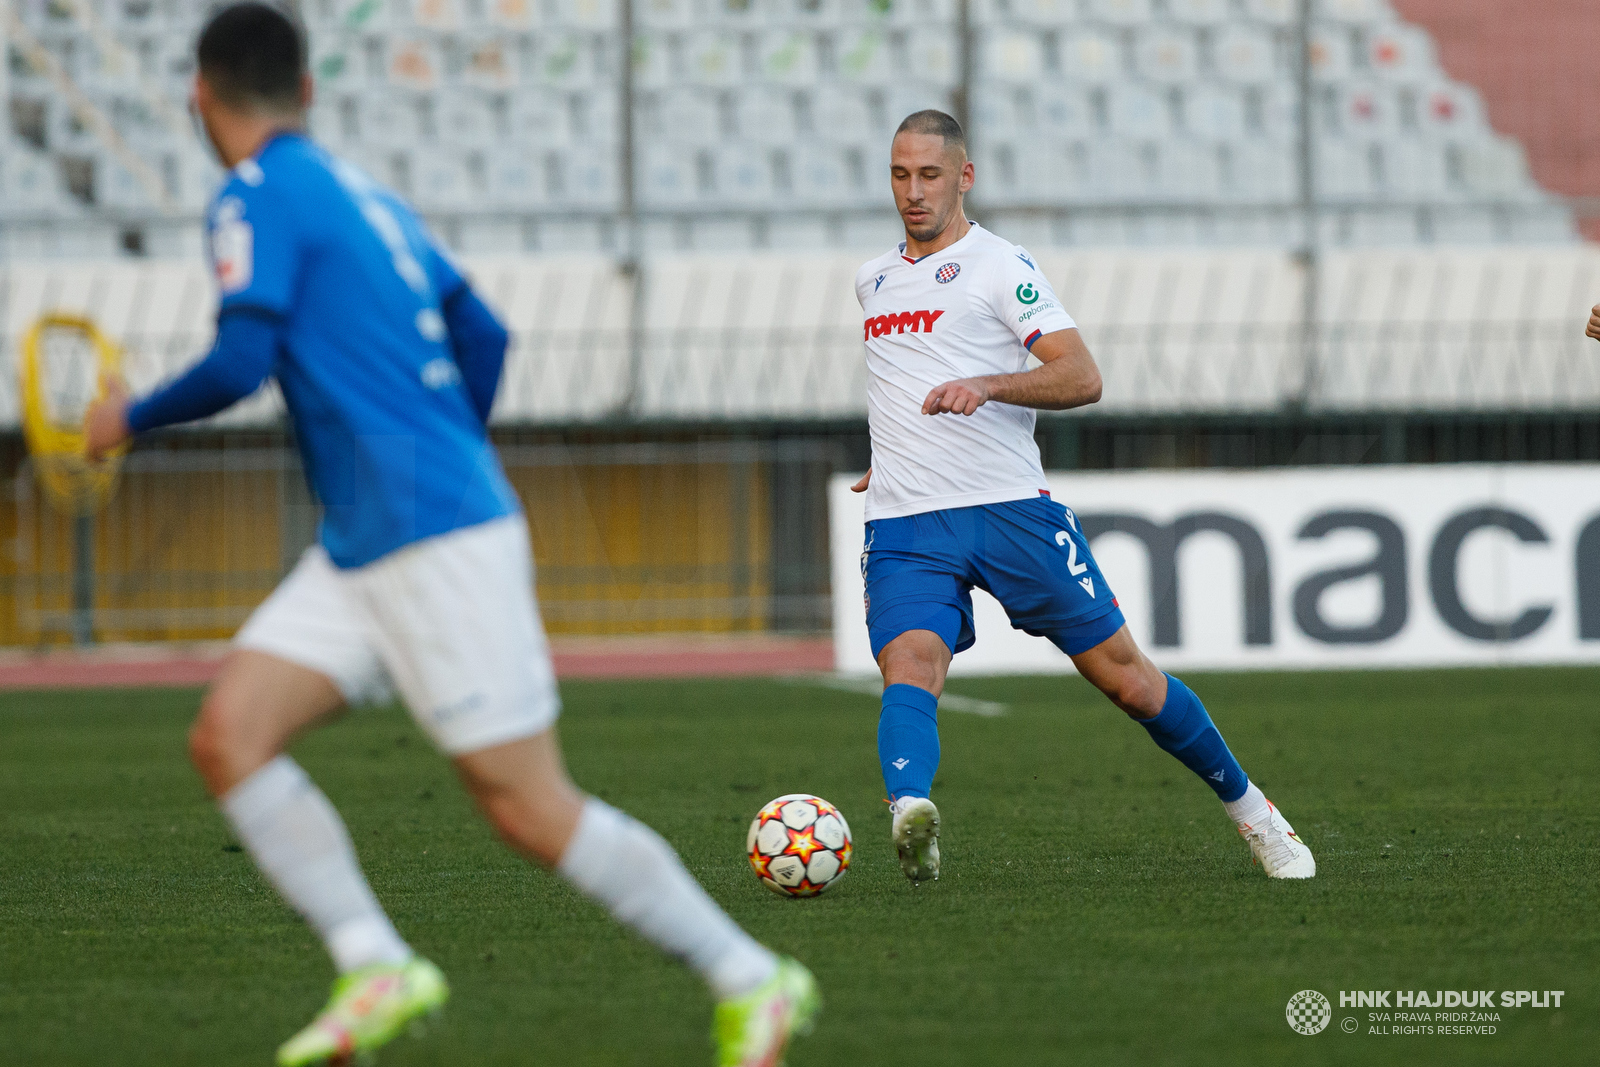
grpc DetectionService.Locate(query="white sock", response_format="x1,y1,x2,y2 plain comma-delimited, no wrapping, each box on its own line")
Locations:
1222,781,1272,831
558,798,778,1000
221,756,411,974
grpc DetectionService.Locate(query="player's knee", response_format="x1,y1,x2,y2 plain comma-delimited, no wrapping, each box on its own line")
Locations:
1102,667,1163,720
878,640,945,693
189,689,263,795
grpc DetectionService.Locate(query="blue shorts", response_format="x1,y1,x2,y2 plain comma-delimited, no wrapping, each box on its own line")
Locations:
862,494,1125,660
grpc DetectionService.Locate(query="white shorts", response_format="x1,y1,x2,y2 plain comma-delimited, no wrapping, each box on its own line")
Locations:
236,515,560,755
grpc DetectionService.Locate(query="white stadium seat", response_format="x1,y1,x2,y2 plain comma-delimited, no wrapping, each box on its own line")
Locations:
1105,82,1172,138
485,0,543,29
1318,0,1388,26
1135,28,1199,84
1415,82,1485,140
637,0,696,30
836,28,893,84
1211,25,1276,84
1058,30,1125,83
1035,83,1094,136
1309,28,1353,81
757,30,822,85
1243,0,1295,25
639,146,698,206
810,85,877,142
552,0,620,31
1335,82,1398,138
1167,0,1230,27
905,29,960,86
686,32,743,87
982,31,1046,84
1182,84,1247,140
1008,0,1077,27
1089,0,1153,27
714,144,776,202
737,87,802,144
1364,22,1436,82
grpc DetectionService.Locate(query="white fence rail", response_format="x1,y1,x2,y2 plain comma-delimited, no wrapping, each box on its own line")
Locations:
3,246,1600,425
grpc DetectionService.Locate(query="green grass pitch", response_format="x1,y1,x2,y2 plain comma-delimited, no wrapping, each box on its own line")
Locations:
1,668,1596,1066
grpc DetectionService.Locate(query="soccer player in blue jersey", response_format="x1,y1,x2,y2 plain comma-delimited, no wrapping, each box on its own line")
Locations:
84,6,815,1065
852,111,1315,884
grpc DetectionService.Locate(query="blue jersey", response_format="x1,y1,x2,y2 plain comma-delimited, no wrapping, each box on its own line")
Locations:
206,133,518,568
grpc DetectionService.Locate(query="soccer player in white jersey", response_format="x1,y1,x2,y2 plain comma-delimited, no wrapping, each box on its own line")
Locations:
852,111,1315,884
82,6,815,1065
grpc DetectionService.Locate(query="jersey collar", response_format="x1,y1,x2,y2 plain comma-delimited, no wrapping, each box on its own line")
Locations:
899,220,979,265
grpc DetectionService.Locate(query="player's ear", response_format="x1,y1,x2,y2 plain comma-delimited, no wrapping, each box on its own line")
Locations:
298,72,314,113
959,157,975,194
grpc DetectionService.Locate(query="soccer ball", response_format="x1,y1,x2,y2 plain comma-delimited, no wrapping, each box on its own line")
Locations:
746,794,852,897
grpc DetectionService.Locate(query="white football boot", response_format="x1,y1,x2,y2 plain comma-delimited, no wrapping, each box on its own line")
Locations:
1238,799,1316,879
889,796,940,883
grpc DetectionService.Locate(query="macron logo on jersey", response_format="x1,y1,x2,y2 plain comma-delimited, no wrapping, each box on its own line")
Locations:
864,309,945,340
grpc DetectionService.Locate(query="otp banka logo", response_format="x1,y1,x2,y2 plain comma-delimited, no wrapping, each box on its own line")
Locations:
864,309,945,340
1015,282,1040,304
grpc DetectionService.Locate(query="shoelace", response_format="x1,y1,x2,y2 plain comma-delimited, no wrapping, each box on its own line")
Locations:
1243,821,1300,870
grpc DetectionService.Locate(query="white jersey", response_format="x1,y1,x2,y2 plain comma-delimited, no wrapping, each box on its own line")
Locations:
855,222,1076,522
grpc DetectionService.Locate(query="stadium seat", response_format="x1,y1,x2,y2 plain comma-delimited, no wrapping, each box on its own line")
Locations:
1316,137,1379,201
638,0,696,29
1058,30,1125,82
1135,28,1199,84
1319,0,1387,26
553,0,621,31
1035,83,1094,136
411,151,475,210
714,144,776,202
1006,0,1077,27
736,87,802,144
1211,25,1276,84
792,147,851,206
904,28,959,85
1242,0,1294,24
810,85,877,142
643,87,723,146
511,88,577,147
1089,0,1153,27
686,31,743,87
1105,83,1172,138
1364,22,1435,83
982,32,1046,84
758,30,823,85
836,28,893,84
486,144,548,207
540,33,600,89
1167,0,1229,27
971,86,1024,138
485,0,542,29
1310,28,1352,82
460,38,520,91
1335,82,1397,138
0,139,82,217
1415,82,1484,140
639,146,698,206
385,38,443,90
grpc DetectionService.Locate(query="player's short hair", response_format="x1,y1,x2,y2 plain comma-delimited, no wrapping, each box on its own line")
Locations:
893,110,967,157
197,2,308,114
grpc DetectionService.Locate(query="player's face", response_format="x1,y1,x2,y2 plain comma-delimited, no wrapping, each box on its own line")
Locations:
890,133,975,243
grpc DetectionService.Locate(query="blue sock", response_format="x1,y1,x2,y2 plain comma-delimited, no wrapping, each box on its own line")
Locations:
1138,675,1249,803
878,684,940,800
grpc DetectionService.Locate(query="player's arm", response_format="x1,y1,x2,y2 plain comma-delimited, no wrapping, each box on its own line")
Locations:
85,311,281,459
1587,304,1600,341
441,284,509,425
922,328,1102,416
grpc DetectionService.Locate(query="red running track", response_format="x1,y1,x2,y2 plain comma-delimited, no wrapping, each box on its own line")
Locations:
0,636,835,690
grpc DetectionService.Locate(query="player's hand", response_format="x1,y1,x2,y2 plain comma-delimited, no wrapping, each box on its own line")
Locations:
84,373,132,461
850,468,872,492
923,377,991,416
1587,304,1600,341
